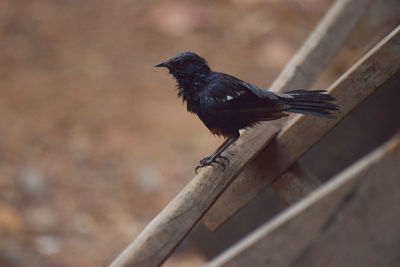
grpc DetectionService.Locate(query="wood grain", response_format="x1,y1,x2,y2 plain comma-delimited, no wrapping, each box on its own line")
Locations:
208,133,400,267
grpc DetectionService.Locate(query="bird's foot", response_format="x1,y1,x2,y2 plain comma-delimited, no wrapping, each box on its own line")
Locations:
195,155,230,174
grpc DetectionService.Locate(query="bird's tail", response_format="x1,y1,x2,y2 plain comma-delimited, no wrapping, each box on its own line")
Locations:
281,90,338,118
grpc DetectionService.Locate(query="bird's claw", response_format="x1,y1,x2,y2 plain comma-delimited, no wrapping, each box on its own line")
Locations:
195,155,230,174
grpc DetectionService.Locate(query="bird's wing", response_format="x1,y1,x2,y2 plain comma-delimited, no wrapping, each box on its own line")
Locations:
200,73,286,120
203,72,282,101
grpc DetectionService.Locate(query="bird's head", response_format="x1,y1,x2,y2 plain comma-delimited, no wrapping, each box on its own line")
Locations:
155,51,211,80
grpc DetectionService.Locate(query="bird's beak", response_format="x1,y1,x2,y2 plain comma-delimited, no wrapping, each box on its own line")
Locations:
155,62,169,68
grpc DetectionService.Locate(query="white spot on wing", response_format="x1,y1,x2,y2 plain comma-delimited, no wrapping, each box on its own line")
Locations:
226,95,233,100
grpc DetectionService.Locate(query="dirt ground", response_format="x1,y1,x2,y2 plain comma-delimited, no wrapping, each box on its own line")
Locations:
1,0,373,266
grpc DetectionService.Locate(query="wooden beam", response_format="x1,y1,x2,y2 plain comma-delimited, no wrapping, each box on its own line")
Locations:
268,0,374,92
251,0,378,207
271,163,320,204
203,25,400,230
207,133,400,267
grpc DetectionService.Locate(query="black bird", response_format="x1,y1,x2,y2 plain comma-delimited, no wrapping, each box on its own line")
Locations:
156,52,337,173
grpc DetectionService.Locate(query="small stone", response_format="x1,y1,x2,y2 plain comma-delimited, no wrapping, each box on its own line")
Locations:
73,213,95,234
135,165,162,193
18,167,46,198
34,235,62,255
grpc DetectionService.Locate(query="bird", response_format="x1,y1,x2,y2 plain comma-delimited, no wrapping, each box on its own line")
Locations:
155,51,338,173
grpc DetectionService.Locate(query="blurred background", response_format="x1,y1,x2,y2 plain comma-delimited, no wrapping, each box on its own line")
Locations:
0,0,399,266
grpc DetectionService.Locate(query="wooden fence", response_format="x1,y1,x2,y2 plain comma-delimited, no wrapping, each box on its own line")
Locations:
109,0,400,266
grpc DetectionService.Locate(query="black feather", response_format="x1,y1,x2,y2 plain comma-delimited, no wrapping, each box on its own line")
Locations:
282,90,338,118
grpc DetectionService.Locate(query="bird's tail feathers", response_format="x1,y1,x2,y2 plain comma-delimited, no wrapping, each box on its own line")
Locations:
281,90,338,118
